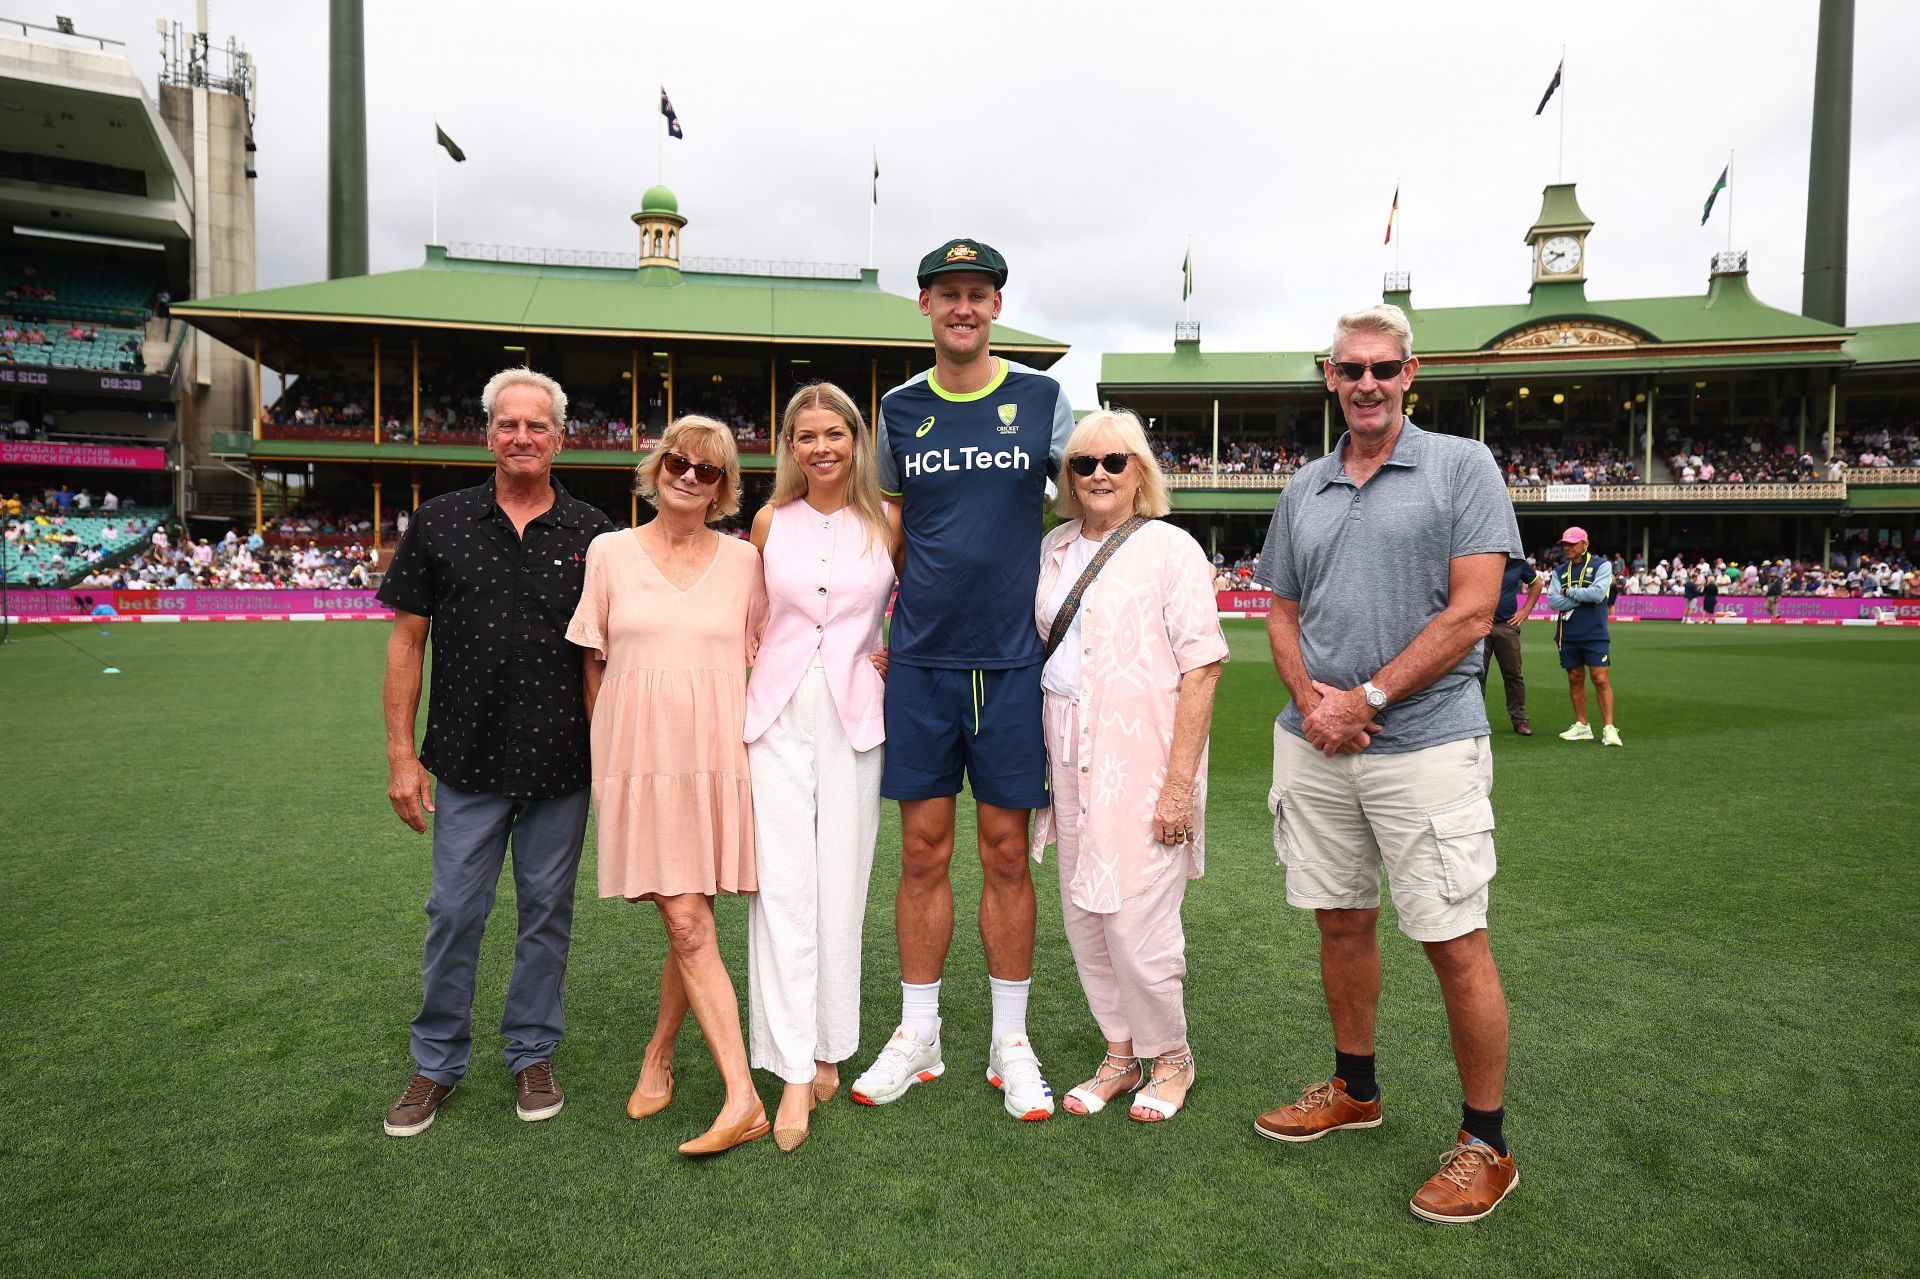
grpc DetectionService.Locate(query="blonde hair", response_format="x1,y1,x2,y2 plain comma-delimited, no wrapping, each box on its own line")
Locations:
1054,408,1171,520
772,382,888,554
636,415,743,521
1330,303,1414,361
481,366,567,431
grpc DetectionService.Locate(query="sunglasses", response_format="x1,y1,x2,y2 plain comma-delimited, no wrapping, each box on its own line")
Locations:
661,451,723,485
1329,359,1410,382
1068,452,1132,478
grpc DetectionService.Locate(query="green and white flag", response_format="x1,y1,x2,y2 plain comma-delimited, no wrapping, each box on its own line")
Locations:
435,123,466,163
1181,243,1193,301
1700,164,1728,226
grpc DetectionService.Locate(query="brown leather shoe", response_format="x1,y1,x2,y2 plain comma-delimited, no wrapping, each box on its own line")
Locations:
1253,1076,1383,1143
678,1104,771,1156
384,1073,455,1138
1513,721,1533,737
1410,1131,1519,1224
514,1060,564,1123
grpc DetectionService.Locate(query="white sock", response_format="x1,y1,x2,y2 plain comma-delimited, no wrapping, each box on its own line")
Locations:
901,980,940,1042
989,976,1031,1042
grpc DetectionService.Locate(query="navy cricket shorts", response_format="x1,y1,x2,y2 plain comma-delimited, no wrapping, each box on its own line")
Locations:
880,660,1048,810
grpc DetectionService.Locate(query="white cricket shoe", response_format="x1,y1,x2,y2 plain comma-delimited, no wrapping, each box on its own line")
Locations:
1600,724,1624,747
850,1022,944,1106
987,1034,1055,1122
1558,721,1594,741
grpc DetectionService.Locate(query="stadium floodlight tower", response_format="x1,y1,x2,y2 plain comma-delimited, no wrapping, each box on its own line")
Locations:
1801,0,1853,326
327,0,368,278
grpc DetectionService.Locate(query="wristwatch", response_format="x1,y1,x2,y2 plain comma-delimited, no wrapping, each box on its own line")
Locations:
1361,681,1388,710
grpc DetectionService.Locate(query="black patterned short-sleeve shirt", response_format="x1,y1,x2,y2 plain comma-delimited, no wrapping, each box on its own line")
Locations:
377,476,614,798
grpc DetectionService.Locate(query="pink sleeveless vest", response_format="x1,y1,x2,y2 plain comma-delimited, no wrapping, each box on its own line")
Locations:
744,500,895,751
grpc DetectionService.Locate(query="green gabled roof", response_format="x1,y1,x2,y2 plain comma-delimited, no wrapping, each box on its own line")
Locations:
1408,272,1848,353
172,247,1067,357
1100,346,1324,391
1842,321,1920,370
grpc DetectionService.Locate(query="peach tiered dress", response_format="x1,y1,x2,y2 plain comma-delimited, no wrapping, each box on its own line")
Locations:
566,527,767,900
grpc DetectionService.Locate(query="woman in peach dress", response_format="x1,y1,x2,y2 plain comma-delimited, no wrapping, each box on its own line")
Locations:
568,415,769,1156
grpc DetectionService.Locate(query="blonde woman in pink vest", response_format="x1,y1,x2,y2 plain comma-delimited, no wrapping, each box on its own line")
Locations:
745,382,902,1152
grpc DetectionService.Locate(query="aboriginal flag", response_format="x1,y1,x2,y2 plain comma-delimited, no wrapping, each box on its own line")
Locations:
660,88,683,139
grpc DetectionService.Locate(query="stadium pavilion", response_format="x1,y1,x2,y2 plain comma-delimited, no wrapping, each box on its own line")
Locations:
1099,183,1920,567
168,187,1067,536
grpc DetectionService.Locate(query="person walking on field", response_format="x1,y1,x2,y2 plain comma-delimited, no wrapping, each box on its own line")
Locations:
1251,303,1525,1225
1549,527,1622,747
850,238,1074,1122
1477,556,1546,736
377,367,613,1138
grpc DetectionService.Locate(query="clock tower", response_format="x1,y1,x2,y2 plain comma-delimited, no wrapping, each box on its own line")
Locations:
1526,182,1593,294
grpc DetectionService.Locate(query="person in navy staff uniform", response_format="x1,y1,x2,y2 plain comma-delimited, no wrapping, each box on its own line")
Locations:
1478,556,1546,735
850,238,1074,1123
1548,526,1622,747
375,367,614,1138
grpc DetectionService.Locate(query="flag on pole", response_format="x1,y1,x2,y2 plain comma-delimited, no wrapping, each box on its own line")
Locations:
660,88,683,139
1534,58,1563,115
1700,164,1729,226
434,123,465,163
872,149,879,204
1384,185,1400,245
1181,243,1193,301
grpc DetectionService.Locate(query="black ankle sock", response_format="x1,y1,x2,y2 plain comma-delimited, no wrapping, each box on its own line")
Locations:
1334,1050,1377,1102
1462,1103,1507,1155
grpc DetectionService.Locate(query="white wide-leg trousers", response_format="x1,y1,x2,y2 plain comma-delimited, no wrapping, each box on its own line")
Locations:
747,659,884,1084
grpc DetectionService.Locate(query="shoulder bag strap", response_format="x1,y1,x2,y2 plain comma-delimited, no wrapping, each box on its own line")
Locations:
1044,515,1148,662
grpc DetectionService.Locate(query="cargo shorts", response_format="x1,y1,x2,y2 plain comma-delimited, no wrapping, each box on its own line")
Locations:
1268,724,1497,943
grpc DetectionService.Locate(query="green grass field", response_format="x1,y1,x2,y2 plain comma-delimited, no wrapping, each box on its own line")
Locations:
5,619,1918,1277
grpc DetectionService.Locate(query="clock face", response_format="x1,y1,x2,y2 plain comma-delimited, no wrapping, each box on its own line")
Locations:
1540,234,1583,275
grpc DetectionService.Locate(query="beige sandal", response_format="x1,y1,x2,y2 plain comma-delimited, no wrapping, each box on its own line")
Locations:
1064,1052,1144,1115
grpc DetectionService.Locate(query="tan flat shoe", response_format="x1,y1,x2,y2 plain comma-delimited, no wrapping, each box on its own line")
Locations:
678,1104,770,1156
626,1067,673,1120
774,1092,816,1153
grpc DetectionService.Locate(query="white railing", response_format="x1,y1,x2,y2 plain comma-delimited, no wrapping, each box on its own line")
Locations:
1162,474,1851,502
1165,472,1289,490
1844,467,1920,486
443,242,862,279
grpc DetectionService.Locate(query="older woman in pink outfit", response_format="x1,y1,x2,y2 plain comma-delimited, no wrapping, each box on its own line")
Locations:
1032,408,1227,1123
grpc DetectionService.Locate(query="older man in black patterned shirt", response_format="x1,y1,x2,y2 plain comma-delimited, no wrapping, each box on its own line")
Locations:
376,367,613,1138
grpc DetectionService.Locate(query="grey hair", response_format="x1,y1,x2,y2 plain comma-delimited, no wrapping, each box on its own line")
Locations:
1330,303,1414,362
481,366,568,431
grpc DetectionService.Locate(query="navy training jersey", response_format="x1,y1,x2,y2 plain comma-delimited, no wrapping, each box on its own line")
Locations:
876,358,1074,668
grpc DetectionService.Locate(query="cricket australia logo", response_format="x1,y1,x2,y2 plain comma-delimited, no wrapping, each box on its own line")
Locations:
996,403,1019,435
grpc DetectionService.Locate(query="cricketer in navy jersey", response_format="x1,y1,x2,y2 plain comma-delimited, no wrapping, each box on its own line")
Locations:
875,357,1074,669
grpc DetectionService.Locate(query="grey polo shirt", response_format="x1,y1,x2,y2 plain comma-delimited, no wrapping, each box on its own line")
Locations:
1254,419,1523,753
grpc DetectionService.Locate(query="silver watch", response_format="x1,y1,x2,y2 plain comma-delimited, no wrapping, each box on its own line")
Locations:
1361,681,1388,710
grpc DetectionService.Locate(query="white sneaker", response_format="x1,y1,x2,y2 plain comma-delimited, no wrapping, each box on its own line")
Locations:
850,1022,944,1106
987,1034,1055,1121
1600,724,1624,747
1558,721,1594,741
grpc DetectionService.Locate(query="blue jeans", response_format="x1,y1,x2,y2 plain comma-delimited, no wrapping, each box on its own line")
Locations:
410,783,590,1084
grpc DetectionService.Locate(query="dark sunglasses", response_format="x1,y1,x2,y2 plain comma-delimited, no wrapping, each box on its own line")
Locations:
661,451,723,484
1329,359,1410,382
1068,452,1132,478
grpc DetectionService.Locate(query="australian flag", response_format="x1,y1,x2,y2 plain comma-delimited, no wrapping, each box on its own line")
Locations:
1535,58,1563,116
660,88,683,139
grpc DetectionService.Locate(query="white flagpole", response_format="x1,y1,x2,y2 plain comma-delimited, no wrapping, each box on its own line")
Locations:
431,114,439,247
1558,47,1567,181
1726,149,1735,253
868,146,877,270
1183,236,1191,323
1395,181,1402,274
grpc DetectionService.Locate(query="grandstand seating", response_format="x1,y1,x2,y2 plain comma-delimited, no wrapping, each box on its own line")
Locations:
2,251,157,371
2,509,162,586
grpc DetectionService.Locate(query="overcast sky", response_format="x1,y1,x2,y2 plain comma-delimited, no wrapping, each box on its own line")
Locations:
72,0,1920,404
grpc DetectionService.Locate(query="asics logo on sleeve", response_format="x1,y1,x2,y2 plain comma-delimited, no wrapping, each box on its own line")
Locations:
917,416,936,437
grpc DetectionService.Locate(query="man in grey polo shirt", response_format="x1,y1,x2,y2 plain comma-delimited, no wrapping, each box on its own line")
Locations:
1249,304,1525,1226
